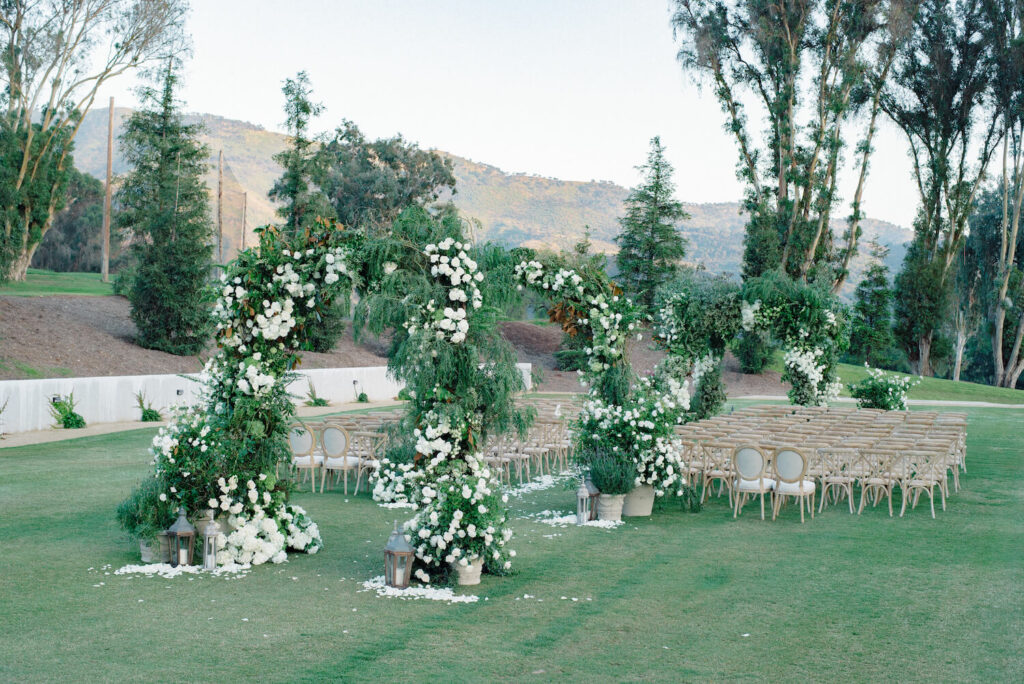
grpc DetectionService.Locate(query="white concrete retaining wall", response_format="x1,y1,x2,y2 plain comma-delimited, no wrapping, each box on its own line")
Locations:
0,364,532,435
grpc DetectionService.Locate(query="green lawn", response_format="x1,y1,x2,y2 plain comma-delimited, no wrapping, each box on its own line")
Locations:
0,268,115,297
1,405,1021,681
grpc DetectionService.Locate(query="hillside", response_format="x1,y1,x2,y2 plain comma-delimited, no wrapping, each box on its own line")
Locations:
71,108,911,283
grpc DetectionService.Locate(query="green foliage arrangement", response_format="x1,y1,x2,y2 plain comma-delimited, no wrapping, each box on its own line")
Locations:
615,136,689,312
118,63,213,355
303,380,329,408
357,392,369,404
49,393,85,429
585,450,637,496
848,365,920,411
115,477,174,542
134,391,162,422
691,364,727,420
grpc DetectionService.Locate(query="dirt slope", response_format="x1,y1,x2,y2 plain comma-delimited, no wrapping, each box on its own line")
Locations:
0,295,790,396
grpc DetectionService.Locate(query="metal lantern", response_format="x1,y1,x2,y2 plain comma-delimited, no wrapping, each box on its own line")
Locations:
384,521,415,589
584,475,600,521
166,508,196,568
576,478,591,525
201,509,221,571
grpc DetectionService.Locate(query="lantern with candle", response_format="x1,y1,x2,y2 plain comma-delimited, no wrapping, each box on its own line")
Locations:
166,508,196,567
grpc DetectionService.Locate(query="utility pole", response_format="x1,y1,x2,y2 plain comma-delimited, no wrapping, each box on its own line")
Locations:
241,191,247,251
217,150,224,263
101,97,114,282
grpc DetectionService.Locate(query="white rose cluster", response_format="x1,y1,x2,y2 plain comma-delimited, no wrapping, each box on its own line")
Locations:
216,494,322,566
371,457,423,504
406,239,483,345
235,360,275,396
740,299,762,331
404,455,514,583
783,347,840,406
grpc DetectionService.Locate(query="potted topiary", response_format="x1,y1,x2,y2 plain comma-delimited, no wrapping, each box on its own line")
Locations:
587,451,635,522
116,477,175,562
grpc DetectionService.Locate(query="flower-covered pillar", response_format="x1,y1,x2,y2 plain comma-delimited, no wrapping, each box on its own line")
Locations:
125,221,356,565
741,273,848,407
513,253,696,502
359,208,532,583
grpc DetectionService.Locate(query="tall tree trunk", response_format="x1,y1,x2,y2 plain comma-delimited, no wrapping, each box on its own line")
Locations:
918,332,933,377
952,319,966,382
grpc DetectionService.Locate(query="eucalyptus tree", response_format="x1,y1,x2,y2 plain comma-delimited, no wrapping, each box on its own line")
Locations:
884,0,1001,375
0,0,186,281
671,0,913,290
982,0,1024,387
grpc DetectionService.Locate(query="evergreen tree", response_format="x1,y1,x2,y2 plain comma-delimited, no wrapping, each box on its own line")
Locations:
269,72,334,234
31,168,109,273
848,241,898,368
117,63,213,355
615,137,689,311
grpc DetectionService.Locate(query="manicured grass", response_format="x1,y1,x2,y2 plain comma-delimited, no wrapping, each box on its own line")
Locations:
1,406,1021,681
0,268,114,297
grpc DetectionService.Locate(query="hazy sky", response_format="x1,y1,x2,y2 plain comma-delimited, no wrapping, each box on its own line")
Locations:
96,0,918,227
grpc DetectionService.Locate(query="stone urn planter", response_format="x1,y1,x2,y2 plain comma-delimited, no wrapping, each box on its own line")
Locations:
622,485,655,517
597,493,627,522
453,558,484,586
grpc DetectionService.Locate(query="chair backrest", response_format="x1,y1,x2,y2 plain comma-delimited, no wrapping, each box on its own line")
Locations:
734,446,767,480
321,426,349,458
289,424,314,455
774,449,807,483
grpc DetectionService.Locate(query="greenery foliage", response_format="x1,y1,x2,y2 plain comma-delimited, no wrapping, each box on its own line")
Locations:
134,391,162,422
118,64,213,356
732,329,772,374
691,362,727,419
49,393,85,429
303,380,330,407
115,476,174,542
585,449,636,496
614,136,689,311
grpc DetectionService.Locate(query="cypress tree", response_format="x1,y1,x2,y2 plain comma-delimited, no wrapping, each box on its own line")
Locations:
118,63,213,355
615,137,689,311
848,241,897,368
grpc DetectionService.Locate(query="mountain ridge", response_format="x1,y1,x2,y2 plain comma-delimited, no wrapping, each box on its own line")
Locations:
71,108,911,285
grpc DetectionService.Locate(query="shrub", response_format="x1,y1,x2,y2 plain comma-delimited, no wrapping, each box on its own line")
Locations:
303,380,330,407
49,393,85,429
357,392,369,403
396,387,413,401
585,450,636,495
553,331,589,371
303,300,348,353
848,365,920,411
134,391,162,422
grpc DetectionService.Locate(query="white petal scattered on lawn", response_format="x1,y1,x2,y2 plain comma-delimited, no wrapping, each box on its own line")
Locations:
361,576,480,604
520,510,624,529
505,473,573,498
114,562,251,579
377,501,417,510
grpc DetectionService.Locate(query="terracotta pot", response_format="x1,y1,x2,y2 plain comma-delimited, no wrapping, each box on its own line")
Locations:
622,485,655,517
453,558,484,586
597,493,626,522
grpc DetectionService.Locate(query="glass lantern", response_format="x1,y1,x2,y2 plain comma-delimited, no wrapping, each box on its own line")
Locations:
201,509,221,571
576,478,591,525
384,521,415,589
166,508,196,568
584,475,600,521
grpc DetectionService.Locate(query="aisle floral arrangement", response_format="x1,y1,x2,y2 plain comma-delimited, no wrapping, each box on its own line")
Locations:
848,365,920,410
